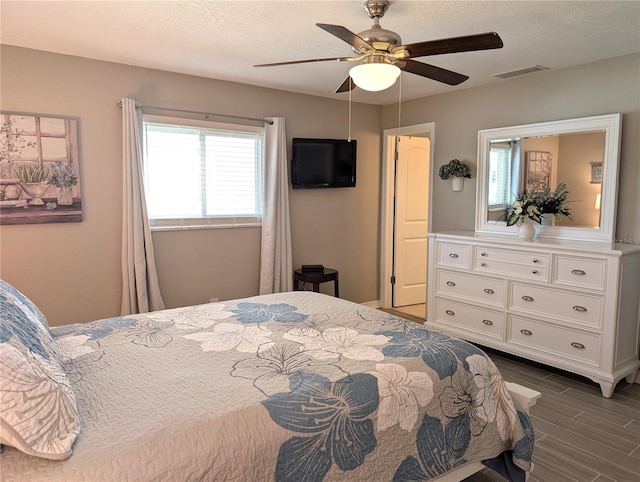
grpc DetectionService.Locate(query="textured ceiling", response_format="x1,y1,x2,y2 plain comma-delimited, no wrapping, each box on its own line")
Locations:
1,1,639,105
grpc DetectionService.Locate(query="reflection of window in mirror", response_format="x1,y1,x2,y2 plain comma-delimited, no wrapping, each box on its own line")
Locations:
488,140,521,221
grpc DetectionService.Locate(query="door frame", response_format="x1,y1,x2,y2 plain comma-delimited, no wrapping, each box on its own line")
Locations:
379,122,435,309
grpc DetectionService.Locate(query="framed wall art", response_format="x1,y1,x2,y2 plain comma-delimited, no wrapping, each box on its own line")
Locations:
0,112,82,225
525,150,553,191
590,162,603,183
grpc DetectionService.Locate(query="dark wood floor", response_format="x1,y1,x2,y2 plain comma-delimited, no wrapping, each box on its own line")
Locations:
380,308,640,481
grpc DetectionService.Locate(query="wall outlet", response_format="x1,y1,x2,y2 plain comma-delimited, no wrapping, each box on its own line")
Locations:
210,297,220,303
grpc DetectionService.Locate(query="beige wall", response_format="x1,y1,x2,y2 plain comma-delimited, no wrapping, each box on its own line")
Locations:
383,54,640,242
556,132,605,228
0,46,382,326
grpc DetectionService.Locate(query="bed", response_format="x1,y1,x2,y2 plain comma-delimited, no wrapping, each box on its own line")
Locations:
0,280,538,481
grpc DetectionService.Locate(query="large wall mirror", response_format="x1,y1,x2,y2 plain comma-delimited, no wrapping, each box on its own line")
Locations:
475,113,621,243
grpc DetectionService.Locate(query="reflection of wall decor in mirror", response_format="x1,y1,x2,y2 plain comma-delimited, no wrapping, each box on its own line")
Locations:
0,112,82,225
590,162,603,184
475,113,621,243
525,151,552,191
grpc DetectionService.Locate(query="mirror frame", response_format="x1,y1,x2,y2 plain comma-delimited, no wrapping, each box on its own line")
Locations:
475,113,621,243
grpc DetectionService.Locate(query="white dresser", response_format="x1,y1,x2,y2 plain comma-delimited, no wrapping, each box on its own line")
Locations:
427,231,640,397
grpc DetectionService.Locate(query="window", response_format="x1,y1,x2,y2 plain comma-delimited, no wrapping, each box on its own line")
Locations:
488,143,512,210
142,116,264,229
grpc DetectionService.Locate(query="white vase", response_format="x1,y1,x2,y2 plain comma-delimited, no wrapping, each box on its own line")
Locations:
540,214,554,226
451,177,464,192
517,219,536,239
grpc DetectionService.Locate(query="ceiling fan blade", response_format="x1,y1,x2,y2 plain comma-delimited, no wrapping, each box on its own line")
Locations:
394,32,503,59
316,23,373,52
254,56,356,67
399,59,469,85
335,77,355,93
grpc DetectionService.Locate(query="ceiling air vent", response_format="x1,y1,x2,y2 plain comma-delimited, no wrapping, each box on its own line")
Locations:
492,65,549,79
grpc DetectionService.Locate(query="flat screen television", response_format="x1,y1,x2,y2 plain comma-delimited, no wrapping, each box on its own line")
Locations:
291,138,357,189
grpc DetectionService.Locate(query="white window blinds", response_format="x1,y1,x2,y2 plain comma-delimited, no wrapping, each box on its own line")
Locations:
488,143,512,210
142,116,264,229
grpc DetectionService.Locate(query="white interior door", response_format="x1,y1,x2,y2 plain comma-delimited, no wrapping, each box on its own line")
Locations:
393,135,430,307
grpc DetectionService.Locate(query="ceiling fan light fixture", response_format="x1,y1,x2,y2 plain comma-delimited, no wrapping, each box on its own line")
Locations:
349,62,401,91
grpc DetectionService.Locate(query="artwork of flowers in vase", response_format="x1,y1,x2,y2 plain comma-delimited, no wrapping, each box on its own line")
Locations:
0,112,82,225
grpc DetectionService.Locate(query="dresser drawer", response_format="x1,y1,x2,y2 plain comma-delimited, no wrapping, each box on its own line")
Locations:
510,283,603,328
436,270,505,307
553,256,606,291
436,298,505,340
475,259,547,281
475,247,548,268
509,316,601,366
436,242,471,269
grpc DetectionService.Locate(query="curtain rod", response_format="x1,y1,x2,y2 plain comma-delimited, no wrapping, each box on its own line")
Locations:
116,101,273,125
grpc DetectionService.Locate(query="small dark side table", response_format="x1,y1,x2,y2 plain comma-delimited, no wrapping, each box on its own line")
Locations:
293,268,339,297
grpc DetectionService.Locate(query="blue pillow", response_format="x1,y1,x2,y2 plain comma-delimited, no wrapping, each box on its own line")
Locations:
0,279,80,460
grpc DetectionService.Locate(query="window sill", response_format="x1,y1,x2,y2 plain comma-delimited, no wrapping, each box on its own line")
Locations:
150,222,261,232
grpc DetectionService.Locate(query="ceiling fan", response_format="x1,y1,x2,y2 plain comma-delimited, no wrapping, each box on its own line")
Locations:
254,0,503,93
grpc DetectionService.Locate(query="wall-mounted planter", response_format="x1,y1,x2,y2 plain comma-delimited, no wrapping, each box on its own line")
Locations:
439,159,471,193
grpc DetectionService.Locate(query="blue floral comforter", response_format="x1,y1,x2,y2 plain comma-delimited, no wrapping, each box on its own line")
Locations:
2,291,534,481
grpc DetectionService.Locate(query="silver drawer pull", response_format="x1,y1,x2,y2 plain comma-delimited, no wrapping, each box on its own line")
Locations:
532,270,538,274
522,295,534,302
445,310,455,316
446,281,456,287
481,252,487,257
571,269,586,276
571,342,586,350
520,329,533,336
480,262,487,267
483,288,495,294
573,305,587,313
532,258,539,263
482,319,494,326
449,253,459,258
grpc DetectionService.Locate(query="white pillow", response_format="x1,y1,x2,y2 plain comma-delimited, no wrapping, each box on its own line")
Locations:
0,279,80,460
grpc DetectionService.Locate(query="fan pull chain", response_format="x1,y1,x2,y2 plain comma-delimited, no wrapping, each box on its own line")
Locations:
348,77,352,142
397,72,402,130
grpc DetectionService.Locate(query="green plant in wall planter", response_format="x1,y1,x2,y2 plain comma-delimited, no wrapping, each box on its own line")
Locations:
438,159,471,192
